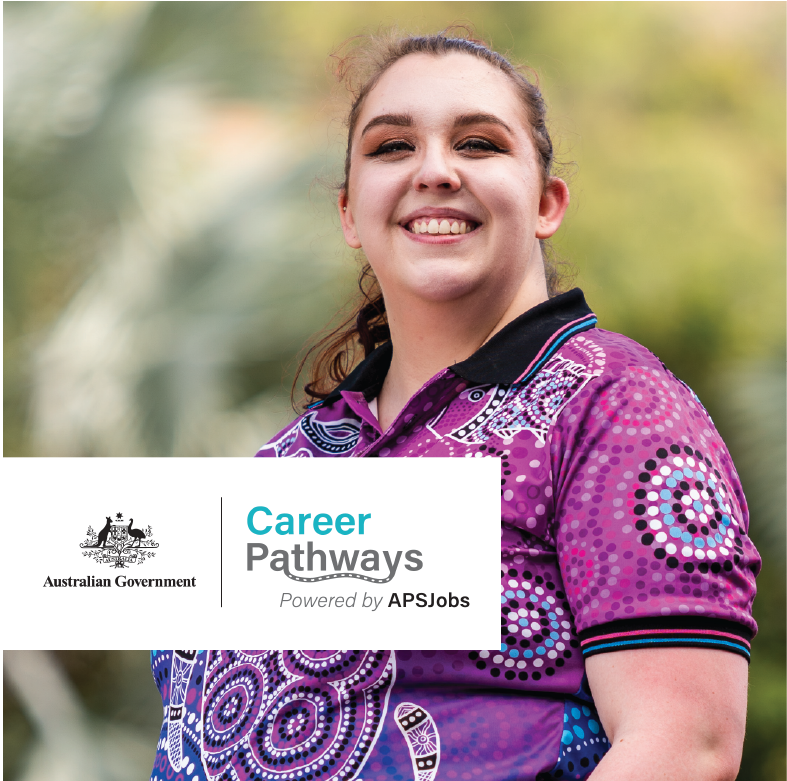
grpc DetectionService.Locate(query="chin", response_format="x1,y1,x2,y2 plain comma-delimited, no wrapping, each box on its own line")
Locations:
402,263,486,303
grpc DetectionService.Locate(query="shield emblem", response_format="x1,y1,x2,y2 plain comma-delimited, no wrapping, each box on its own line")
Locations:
109,524,128,547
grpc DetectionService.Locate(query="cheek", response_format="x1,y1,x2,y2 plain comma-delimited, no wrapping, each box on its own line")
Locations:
478,164,542,223
351,172,406,239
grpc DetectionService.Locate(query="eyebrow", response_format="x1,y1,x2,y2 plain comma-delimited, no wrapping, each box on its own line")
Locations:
454,112,513,134
360,113,413,137
360,111,513,138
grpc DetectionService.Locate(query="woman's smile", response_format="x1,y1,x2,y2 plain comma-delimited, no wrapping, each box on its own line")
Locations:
400,207,481,242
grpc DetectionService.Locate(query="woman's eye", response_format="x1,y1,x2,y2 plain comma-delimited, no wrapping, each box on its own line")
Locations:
366,140,414,157
458,138,505,153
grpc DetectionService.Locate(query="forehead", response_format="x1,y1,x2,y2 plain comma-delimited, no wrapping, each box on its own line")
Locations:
357,52,529,133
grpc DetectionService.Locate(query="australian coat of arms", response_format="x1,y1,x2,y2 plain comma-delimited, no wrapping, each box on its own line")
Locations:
80,512,159,568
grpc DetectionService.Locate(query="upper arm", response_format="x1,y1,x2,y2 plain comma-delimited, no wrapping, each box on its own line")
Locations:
585,647,748,780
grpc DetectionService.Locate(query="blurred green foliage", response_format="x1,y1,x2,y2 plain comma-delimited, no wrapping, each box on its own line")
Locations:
4,650,161,781
4,3,784,779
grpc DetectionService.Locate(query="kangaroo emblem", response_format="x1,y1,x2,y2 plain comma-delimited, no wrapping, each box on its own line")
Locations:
93,516,112,548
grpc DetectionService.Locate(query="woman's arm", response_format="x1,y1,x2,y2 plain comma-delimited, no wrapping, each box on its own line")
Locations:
586,648,748,780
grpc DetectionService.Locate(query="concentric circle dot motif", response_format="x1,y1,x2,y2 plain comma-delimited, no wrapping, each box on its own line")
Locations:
469,561,579,685
201,650,394,781
631,444,745,575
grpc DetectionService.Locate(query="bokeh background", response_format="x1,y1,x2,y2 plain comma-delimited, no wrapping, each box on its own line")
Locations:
4,2,784,779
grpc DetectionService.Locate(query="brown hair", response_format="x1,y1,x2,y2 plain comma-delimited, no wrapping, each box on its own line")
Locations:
295,28,571,409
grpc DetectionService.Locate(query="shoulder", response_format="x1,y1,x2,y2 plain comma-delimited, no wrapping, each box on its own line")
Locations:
565,327,679,384
552,327,734,485
558,328,712,424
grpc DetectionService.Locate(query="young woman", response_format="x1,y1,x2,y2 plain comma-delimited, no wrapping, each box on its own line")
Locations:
150,33,760,781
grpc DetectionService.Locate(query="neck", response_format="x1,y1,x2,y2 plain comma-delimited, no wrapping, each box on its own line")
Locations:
376,271,548,431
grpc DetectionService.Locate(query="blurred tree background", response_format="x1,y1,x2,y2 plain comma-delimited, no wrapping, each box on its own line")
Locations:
4,2,784,779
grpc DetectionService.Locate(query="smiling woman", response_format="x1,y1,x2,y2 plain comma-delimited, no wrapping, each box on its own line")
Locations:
150,30,760,781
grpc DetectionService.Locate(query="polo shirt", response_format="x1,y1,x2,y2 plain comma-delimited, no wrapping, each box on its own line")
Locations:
150,289,760,781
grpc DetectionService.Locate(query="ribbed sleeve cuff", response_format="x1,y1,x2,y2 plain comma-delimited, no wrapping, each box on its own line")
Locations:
578,616,753,662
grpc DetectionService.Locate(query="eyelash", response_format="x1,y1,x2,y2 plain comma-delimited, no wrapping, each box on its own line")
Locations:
366,137,508,157
366,140,414,157
458,138,506,153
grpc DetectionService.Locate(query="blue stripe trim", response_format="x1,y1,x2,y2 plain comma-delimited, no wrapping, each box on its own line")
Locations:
518,316,597,385
583,637,750,655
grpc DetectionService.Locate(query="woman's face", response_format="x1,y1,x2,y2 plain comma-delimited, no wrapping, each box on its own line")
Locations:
340,52,568,308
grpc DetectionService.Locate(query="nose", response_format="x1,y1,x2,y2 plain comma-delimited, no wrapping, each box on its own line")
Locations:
413,144,461,192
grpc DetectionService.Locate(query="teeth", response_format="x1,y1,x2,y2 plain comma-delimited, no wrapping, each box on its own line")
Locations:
410,219,474,234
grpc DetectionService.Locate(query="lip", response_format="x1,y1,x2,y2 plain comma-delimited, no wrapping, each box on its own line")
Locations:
399,207,481,226
400,224,481,243
398,207,482,242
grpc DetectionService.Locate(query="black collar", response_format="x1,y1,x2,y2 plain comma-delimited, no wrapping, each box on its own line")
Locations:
314,288,596,406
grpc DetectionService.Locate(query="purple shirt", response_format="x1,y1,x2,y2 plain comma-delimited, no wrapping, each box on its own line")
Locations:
150,290,759,781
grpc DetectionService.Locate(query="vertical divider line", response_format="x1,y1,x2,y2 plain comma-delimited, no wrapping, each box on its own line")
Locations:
220,497,223,608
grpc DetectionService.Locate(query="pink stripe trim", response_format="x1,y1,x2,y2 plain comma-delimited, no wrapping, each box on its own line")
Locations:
513,313,596,383
581,627,750,647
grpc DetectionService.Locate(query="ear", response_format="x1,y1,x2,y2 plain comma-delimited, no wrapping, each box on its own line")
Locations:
535,177,570,240
338,190,362,249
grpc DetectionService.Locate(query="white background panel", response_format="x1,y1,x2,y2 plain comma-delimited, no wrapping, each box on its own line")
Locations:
2,458,501,649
